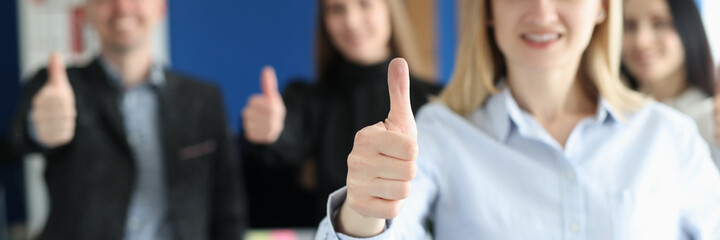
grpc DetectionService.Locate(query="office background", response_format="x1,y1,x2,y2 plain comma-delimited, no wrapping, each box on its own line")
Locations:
0,0,717,238
0,0,459,238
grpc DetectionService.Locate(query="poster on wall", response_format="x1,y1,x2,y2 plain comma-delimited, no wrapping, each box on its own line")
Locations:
19,0,169,80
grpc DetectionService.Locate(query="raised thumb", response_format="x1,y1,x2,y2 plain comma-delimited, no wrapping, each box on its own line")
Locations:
261,66,280,99
47,52,69,88
385,58,416,138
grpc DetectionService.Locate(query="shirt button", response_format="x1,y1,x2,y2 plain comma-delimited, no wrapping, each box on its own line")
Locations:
569,222,579,232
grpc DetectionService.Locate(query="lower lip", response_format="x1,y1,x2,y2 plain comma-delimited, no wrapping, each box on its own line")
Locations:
522,37,559,49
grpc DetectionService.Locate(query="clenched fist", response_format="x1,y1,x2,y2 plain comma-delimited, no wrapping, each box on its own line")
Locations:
338,58,418,237
242,66,286,144
31,52,77,148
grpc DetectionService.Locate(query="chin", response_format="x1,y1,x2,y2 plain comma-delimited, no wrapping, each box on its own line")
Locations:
632,73,657,83
521,60,567,70
345,53,371,64
629,68,656,80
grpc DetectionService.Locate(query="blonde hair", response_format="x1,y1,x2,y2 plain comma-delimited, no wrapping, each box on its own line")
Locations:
315,0,433,83
439,0,647,116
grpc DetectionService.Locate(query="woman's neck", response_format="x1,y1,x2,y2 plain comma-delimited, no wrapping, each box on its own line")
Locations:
508,67,596,122
345,46,391,67
507,64,597,148
638,68,687,102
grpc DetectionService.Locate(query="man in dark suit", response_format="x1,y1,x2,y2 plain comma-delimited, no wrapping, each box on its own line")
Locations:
6,0,246,239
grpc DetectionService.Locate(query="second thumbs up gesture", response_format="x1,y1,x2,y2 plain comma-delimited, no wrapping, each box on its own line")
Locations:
242,66,287,144
337,58,418,237
31,53,77,148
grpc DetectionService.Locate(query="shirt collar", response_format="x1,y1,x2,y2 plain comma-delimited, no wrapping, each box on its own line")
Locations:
480,86,620,143
596,98,621,124
98,56,165,90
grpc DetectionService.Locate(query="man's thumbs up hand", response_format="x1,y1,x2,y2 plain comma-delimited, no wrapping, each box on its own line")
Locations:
31,52,77,148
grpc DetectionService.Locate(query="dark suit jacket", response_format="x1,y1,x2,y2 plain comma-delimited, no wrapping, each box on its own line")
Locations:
7,58,246,240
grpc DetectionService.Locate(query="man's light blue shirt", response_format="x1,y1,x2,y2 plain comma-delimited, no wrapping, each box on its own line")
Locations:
99,58,173,240
316,87,720,239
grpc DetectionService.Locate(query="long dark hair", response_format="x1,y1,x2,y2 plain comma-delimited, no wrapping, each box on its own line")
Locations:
314,0,431,84
622,0,715,96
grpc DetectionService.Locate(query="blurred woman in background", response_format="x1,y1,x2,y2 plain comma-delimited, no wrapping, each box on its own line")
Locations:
240,0,441,227
621,0,719,166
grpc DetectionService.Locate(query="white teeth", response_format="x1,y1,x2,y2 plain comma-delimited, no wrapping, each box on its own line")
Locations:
523,33,560,42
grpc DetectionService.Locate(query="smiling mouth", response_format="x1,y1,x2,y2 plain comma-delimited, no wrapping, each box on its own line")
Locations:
521,33,561,43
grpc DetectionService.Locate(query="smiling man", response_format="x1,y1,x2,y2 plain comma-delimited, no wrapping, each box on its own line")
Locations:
7,0,246,239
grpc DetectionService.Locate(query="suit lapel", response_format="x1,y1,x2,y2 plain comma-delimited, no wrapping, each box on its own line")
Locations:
157,71,182,206
84,59,132,155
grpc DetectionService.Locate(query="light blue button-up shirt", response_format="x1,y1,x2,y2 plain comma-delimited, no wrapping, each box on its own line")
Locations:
315,87,720,239
98,58,173,240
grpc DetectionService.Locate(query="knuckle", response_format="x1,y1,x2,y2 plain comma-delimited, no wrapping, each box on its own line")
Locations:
346,175,358,189
384,203,401,219
354,129,371,145
404,162,418,180
248,96,262,106
276,102,287,113
347,154,367,172
401,137,419,160
397,182,411,199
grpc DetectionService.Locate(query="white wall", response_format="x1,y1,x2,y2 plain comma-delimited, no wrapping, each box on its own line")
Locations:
702,0,720,67
19,0,170,79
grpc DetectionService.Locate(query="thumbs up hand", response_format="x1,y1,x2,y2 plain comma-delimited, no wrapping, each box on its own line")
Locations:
242,66,287,144
31,52,77,148
337,58,418,237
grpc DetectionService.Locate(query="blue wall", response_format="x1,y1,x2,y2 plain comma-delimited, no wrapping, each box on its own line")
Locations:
168,0,459,131
0,0,458,227
169,1,317,132
1,0,20,136
437,0,458,84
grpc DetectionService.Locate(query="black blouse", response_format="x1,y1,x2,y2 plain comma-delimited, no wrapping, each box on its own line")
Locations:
242,58,442,227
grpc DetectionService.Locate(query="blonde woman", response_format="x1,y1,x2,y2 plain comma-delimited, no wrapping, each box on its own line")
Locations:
314,0,720,238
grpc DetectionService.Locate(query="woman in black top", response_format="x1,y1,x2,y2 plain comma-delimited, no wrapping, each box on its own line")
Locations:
241,0,442,227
